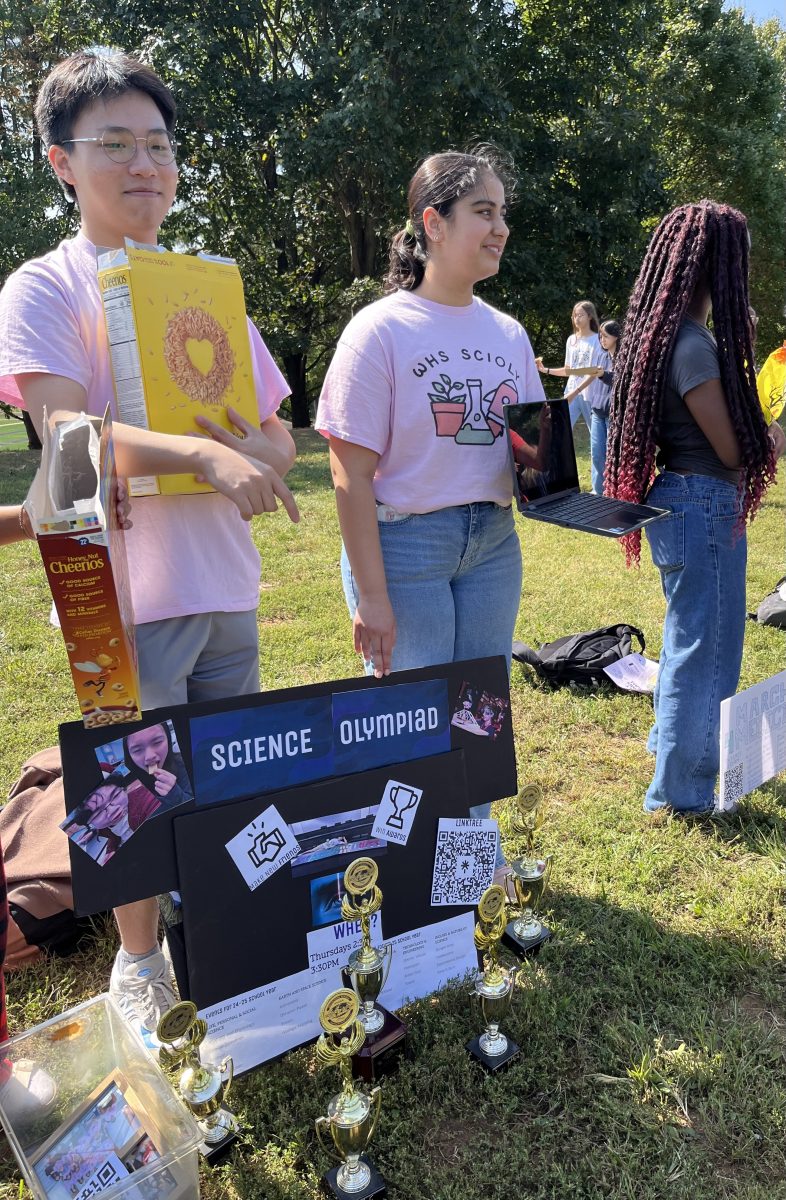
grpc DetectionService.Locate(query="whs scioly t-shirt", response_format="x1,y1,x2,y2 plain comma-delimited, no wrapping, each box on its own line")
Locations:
316,290,546,512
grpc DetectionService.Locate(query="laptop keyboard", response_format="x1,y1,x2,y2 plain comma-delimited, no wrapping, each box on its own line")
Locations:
533,493,626,526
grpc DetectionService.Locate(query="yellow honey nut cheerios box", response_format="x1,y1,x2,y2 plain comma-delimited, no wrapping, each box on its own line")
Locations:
25,410,142,729
97,239,259,496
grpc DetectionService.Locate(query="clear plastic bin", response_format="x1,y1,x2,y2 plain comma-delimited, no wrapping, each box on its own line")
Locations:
0,993,201,1199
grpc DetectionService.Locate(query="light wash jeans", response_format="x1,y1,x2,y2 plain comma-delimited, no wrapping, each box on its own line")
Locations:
342,501,522,863
643,472,747,814
569,390,592,435
341,501,522,675
590,411,608,495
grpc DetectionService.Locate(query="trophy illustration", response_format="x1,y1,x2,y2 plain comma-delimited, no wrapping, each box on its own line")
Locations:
157,1001,239,1163
315,989,386,1198
341,857,408,1082
466,884,519,1071
502,784,553,956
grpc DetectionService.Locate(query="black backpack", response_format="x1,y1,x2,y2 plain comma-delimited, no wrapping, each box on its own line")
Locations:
512,624,646,688
748,577,786,630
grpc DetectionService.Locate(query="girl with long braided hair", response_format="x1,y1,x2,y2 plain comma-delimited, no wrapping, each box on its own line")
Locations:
607,200,784,817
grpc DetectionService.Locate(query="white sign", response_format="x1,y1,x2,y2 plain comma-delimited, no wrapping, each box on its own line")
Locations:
306,911,384,981
431,817,498,906
603,652,659,693
199,912,477,1074
224,803,301,891
371,779,423,846
720,670,786,804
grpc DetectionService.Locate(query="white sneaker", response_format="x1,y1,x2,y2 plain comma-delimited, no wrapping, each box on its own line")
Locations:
109,949,177,1048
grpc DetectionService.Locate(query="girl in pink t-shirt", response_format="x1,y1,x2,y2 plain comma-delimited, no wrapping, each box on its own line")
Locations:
316,148,546,681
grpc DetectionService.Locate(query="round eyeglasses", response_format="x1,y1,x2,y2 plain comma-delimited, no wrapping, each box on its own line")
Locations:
61,128,177,165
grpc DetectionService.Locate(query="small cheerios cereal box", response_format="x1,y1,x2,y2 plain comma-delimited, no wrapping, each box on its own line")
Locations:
25,410,142,727
97,240,258,496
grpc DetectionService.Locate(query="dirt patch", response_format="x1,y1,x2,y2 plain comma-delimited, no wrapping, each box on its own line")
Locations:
737,991,786,1040
422,1117,481,1165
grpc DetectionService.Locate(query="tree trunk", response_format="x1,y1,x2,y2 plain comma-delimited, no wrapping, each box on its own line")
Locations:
283,353,310,428
335,178,376,279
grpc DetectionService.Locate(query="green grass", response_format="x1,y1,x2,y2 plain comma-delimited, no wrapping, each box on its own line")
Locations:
1,426,785,1199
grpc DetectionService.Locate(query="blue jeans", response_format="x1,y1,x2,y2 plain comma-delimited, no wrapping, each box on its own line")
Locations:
341,501,522,675
342,502,522,864
569,391,592,434
643,473,747,814
590,412,608,495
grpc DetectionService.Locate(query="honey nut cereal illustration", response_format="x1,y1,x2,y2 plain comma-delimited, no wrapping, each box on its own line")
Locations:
163,307,235,405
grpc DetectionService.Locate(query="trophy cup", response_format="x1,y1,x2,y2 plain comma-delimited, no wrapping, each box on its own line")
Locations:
466,884,519,1072
157,1001,239,1164
341,857,408,1082
502,784,553,956
315,989,386,1199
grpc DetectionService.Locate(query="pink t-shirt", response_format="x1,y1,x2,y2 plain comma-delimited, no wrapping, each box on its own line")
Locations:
316,290,546,512
0,234,289,625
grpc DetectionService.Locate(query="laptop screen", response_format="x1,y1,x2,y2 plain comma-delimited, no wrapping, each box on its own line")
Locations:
504,400,580,504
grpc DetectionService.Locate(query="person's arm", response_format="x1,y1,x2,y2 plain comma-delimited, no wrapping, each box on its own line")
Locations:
682,379,741,469
194,407,296,477
0,505,34,547
767,421,785,459
328,437,394,678
17,374,299,523
564,374,596,403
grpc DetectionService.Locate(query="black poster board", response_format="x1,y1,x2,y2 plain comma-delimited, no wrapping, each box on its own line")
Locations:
59,656,515,916
175,750,471,1010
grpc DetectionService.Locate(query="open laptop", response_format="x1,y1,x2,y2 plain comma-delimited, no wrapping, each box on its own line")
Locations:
504,400,668,538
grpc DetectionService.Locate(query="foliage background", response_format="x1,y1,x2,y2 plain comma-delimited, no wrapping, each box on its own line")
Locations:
1,0,785,427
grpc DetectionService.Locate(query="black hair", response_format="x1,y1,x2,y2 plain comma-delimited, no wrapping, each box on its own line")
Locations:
35,50,176,202
600,319,621,340
385,145,516,293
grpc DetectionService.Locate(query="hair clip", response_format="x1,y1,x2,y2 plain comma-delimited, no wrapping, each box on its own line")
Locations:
404,219,416,238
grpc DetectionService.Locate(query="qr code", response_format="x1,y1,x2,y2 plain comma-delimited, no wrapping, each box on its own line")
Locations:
722,762,744,805
431,828,497,905
74,1160,121,1199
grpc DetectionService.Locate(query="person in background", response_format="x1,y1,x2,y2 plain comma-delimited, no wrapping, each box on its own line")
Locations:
537,301,602,433
588,319,620,494
606,200,785,819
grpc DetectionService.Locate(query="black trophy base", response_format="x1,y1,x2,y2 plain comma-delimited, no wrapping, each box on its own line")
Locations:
502,919,552,958
351,1006,409,1084
198,1127,241,1166
465,1034,520,1073
322,1155,387,1199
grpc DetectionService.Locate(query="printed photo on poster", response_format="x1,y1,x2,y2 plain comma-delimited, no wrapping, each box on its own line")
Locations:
289,805,386,878
310,872,348,928
450,681,509,740
61,720,195,866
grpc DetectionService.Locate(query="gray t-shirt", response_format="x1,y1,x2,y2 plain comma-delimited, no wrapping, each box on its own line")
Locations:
656,317,739,484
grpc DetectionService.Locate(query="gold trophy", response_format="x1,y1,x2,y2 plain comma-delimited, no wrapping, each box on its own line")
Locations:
314,988,385,1198
341,858,407,1082
503,784,553,955
466,884,519,1071
157,1001,239,1163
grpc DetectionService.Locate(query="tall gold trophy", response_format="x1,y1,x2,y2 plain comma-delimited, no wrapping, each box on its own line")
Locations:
315,988,386,1198
503,784,553,956
341,858,408,1082
157,1001,239,1163
466,884,520,1071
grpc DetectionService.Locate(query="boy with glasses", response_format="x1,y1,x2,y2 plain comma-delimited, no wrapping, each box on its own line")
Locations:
0,51,299,1042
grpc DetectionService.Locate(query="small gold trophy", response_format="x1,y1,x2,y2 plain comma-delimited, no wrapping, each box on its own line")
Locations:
157,1001,239,1163
466,884,519,1071
503,784,553,955
315,988,385,1198
341,858,408,1082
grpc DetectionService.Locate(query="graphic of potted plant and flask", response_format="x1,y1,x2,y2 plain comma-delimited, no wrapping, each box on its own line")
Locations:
430,374,518,443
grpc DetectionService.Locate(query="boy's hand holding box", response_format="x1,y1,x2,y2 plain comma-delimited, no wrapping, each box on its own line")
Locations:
98,241,260,497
